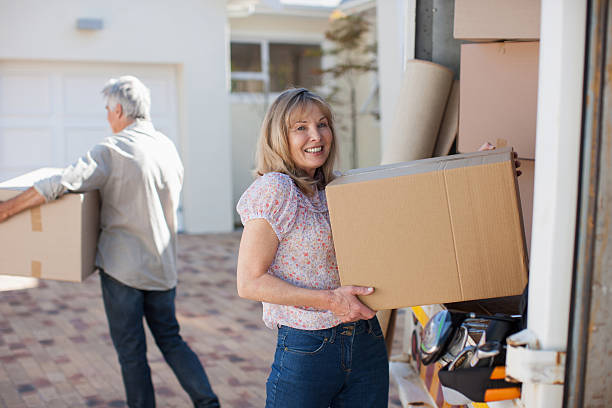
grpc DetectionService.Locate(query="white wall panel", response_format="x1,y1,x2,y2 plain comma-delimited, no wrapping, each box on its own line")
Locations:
63,76,108,116
0,0,232,232
1,128,54,167
0,74,52,116
147,80,171,116
64,128,108,163
0,62,179,189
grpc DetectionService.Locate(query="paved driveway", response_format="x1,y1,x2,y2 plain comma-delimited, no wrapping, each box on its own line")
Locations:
0,233,402,407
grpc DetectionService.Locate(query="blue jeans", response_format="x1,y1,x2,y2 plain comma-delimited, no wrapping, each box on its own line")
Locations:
266,318,389,408
100,271,220,408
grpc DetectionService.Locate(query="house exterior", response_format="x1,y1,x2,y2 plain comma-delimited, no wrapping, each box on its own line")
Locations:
0,0,381,231
228,0,380,225
0,0,232,233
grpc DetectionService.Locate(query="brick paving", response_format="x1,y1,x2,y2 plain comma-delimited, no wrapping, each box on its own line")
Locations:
0,233,402,407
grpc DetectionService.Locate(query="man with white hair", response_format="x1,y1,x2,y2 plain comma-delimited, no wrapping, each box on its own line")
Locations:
0,76,220,408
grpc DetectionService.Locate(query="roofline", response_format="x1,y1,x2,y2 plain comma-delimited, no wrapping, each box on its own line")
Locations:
338,0,375,15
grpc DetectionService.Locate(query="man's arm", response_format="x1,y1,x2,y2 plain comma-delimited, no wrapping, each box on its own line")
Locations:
0,187,45,223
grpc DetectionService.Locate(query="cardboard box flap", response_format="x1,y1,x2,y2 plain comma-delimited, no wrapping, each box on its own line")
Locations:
332,148,513,186
444,161,528,300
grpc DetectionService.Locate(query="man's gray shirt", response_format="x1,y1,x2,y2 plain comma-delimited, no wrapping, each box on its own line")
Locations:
34,120,183,290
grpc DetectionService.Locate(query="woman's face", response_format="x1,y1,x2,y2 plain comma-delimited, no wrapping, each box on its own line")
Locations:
287,103,333,178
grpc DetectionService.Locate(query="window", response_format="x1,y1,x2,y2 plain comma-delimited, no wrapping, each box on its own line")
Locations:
230,41,321,94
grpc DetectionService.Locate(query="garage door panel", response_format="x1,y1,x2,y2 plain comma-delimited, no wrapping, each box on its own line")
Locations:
63,76,173,118
65,128,109,163
63,76,110,116
63,117,107,128
1,128,54,167
0,74,52,116
146,79,171,116
0,118,54,128
0,62,179,191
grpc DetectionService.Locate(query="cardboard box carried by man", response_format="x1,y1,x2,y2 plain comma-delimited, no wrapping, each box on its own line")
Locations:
0,168,99,282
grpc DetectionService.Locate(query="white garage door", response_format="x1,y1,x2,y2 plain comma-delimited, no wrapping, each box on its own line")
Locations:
0,61,179,181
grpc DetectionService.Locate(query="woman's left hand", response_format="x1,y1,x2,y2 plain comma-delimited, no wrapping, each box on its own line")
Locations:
478,142,522,177
328,286,376,323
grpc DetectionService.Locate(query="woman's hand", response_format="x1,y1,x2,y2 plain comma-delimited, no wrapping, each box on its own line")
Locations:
237,219,373,318
478,142,522,177
328,286,376,323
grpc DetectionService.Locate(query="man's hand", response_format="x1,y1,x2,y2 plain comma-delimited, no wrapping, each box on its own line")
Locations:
329,286,376,323
0,201,10,223
478,142,522,177
0,187,45,223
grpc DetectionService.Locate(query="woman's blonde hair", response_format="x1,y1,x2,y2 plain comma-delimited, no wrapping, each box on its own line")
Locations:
255,88,338,195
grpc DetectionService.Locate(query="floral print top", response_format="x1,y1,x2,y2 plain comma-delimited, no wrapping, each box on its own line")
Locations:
237,172,342,330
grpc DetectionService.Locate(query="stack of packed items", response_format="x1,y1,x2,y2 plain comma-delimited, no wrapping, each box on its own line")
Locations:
454,0,540,253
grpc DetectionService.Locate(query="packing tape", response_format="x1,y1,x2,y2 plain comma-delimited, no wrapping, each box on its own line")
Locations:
31,261,42,278
30,207,42,232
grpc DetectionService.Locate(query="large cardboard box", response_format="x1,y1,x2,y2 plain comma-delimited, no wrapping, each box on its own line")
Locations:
454,0,540,41
0,169,99,282
326,148,528,310
458,42,539,159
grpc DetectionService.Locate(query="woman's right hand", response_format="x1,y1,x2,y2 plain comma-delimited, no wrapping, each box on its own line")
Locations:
238,219,377,321
329,286,376,323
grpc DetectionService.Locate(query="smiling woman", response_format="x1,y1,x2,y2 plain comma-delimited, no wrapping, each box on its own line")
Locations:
254,88,338,195
287,104,333,178
236,88,389,408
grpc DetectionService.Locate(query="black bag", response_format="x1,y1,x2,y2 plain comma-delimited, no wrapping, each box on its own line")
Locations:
438,312,522,404
438,365,521,404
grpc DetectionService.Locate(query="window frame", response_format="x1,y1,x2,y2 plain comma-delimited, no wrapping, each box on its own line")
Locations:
229,37,323,102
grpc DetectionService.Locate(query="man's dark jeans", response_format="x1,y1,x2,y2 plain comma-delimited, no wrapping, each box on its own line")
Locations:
100,271,220,408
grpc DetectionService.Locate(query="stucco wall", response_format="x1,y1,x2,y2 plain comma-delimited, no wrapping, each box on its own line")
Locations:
230,11,381,225
230,13,329,225
328,9,381,171
231,13,330,41
0,0,232,233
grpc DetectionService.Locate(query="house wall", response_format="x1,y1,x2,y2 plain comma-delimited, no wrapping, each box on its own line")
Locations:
376,0,416,157
330,9,381,171
0,0,233,233
230,14,329,226
230,11,381,225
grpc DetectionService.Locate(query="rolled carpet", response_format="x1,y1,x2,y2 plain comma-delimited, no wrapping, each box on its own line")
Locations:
434,79,460,157
382,60,454,164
